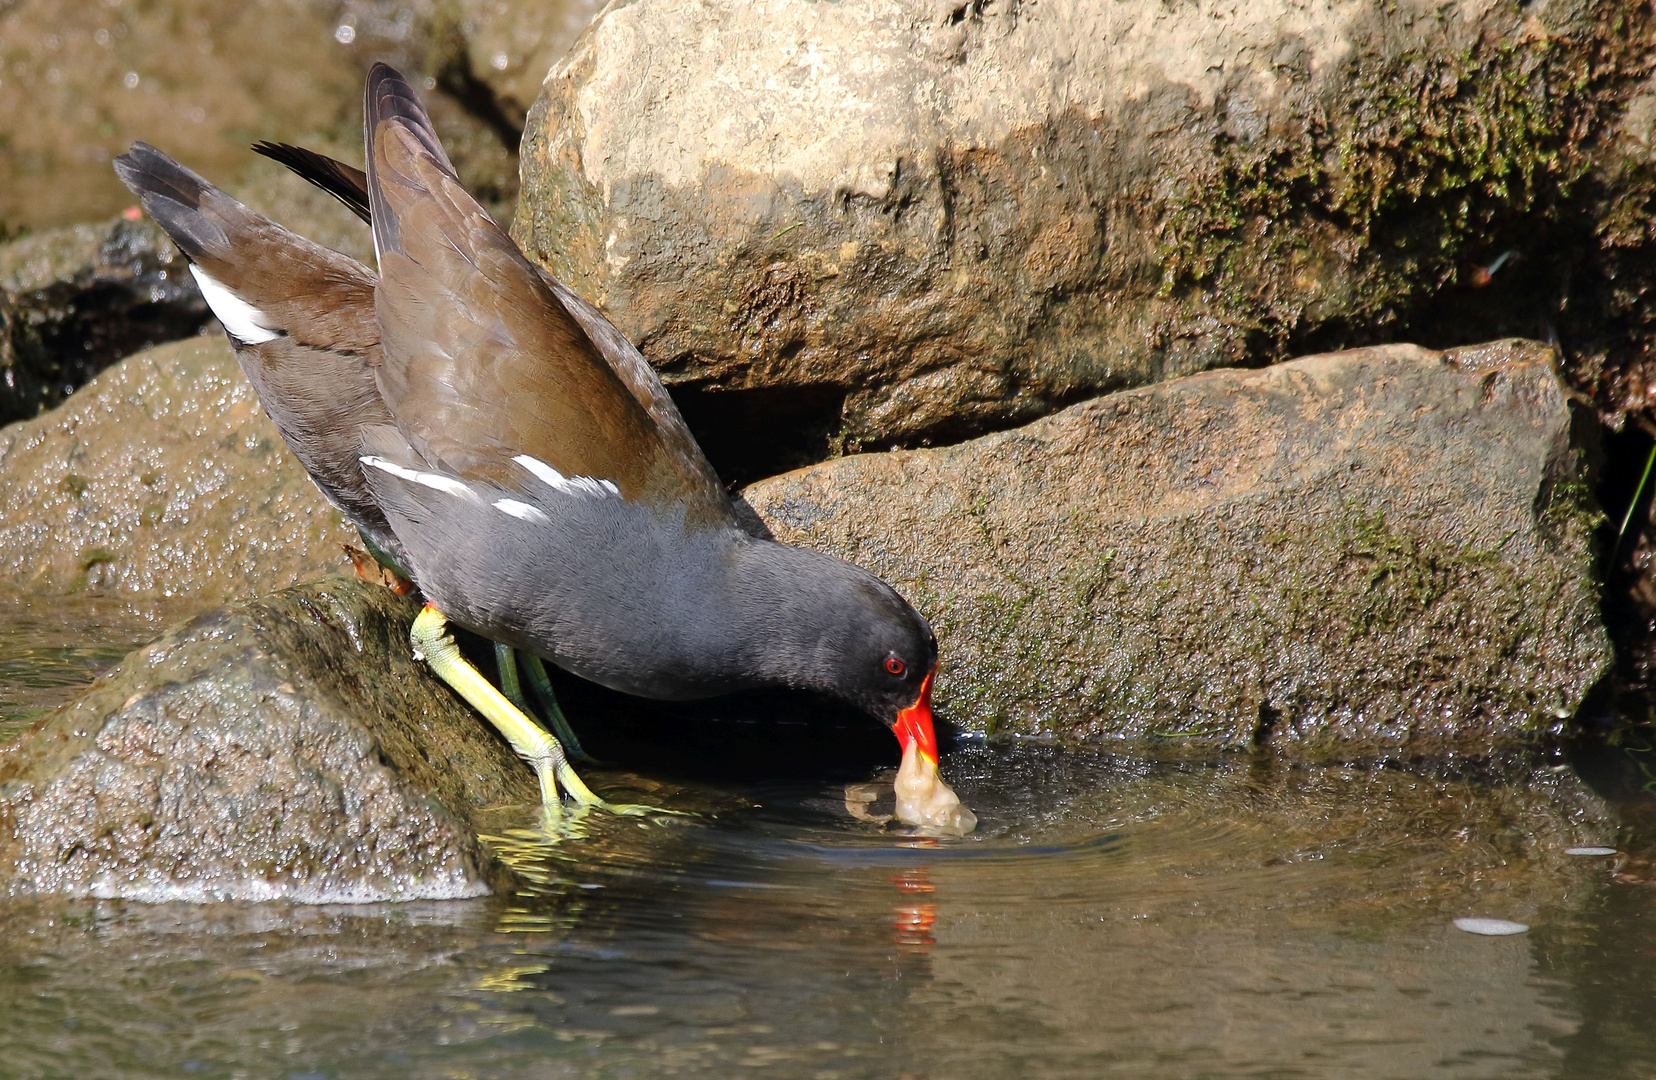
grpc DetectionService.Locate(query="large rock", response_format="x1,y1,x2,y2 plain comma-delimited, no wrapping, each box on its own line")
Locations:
0,335,354,601
516,0,1655,461
0,579,537,902
0,215,209,425
744,339,1611,751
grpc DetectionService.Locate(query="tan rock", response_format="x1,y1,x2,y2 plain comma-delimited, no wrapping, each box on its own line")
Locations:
0,336,354,601
516,0,1654,457
743,339,1611,750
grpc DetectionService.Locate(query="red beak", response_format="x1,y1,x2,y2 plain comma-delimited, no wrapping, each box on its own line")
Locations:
891,665,939,765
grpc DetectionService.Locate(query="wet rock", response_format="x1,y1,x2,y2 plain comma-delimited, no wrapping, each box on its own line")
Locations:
0,215,209,425
0,0,368,233
516,0,1654,467
0,0,604,404
0,335,354,602
0,579,536,902
743,339,1612,752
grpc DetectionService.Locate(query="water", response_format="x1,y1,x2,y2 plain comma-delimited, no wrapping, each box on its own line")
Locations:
3,596,1656,1078
0,593,194,744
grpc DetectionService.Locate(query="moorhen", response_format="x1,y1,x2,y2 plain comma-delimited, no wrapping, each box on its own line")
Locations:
114,63,974,835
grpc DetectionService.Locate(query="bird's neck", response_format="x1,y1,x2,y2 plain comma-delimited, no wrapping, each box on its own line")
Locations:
711,536,869,696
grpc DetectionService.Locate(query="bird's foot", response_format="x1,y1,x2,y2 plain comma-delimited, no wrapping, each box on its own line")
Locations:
550,758,660,818
412,604,669,834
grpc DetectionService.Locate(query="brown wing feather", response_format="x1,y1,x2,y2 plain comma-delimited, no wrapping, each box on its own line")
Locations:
363,68,732,527
113,143,400,555
248,138,731,513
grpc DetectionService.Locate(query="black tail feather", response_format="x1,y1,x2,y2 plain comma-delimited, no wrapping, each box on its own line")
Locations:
251,141,372,225
111,142,229,260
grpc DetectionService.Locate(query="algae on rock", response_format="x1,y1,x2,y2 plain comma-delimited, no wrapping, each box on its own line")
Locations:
0,580,539,902
516,0,1656,473
744,339,1612,751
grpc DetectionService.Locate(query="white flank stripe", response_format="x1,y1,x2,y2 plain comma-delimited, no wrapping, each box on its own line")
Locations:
360,455,475,499
513,454,567,487
189,265,280,344
512,454,620,498
493,498,548,522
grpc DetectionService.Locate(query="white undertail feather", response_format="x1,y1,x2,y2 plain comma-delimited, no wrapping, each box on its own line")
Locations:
189,265,280,344
493,498,549,522
360,455,477,499
512,454,620,498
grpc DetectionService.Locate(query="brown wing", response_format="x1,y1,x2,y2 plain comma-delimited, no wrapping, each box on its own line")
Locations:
113,142,402,561
362,65,732,528
251,137,732,518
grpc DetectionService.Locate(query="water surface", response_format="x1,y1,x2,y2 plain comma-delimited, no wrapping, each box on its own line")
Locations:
2,596,1655,1079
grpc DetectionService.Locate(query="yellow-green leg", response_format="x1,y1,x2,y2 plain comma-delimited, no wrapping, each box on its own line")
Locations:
494,643,590,762
411,604,645,827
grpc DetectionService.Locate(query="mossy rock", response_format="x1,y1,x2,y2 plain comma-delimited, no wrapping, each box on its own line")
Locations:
0,579,540,902
744,339,1612,752
516,0,1656,478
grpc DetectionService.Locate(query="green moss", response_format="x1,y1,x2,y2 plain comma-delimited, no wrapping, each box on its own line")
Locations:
1340,509,1473,638
1154,12,1649,355
76,546,115,571
1538,471,1607,551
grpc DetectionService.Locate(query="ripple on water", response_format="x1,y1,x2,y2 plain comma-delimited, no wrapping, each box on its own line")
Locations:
0,618,1651,1080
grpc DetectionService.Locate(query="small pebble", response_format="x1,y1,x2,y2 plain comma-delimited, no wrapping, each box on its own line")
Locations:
1564,846,1618,857
1454,918,1529,936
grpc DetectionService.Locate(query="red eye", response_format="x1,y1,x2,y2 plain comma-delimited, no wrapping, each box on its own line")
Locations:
885,657,906,676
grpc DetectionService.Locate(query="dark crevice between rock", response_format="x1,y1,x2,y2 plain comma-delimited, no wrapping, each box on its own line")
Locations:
432,45,525,153
671,382,849,489
1252,701,1280,748
0,219,211,426
1596,421,1656,720
547,664,897,783
2,295,211,426
1288,207,1579,364
871,381,1111,458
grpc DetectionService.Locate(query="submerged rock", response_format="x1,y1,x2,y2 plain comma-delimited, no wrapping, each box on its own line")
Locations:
744,339,1612,751
0,215,209,425
517,0,1654,471
0,335,354,601
0,579,536,902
